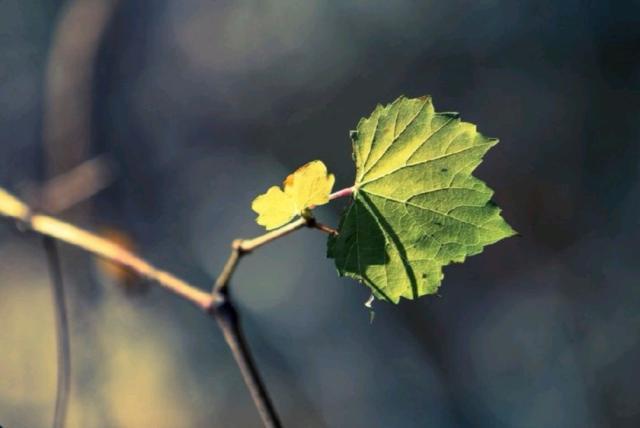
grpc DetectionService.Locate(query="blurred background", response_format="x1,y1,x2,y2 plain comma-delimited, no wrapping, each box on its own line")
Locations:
1,0,639,427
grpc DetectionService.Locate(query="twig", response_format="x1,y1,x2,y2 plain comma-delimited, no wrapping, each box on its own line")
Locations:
310,221,338,236
213,299,282,428
42,237,71,428
239,217,310,253
210,216,311,427
212,244,242,295
0,186,349,427
36,155,114,214
207,196,350,426
0,187,213,310
43,2,120,421
212,218,308,296
43,0,121,179
212,185,353,294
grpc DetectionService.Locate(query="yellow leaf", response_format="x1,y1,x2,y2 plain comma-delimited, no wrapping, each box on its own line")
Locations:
283,160,335,210
251,186,298,230
252,161,335,230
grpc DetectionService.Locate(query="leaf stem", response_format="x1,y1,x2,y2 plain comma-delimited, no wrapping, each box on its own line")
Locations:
329,186,354,201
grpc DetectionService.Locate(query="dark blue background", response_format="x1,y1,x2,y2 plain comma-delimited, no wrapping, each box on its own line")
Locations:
0,1,638,427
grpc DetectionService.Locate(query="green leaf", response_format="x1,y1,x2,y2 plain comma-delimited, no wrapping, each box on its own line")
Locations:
328,96,516,303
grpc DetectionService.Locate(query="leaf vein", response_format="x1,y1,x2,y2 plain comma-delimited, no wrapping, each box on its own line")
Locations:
362,99,429,178
364,190,498,233
361,142,491,186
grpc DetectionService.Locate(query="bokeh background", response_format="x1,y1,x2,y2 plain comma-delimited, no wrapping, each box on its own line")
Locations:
1,0,639,427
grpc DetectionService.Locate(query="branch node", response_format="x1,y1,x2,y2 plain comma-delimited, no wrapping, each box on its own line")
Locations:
15,217,32,233
0,185,286,427
212,297,238,327
304,216,317,228
233,239,251,255
15,208,34,233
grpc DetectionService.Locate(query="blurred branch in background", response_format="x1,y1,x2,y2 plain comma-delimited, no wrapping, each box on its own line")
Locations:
22,155,114,214
42,237,71,428
41,1,121,426
43,0,120,181
15,155,114,427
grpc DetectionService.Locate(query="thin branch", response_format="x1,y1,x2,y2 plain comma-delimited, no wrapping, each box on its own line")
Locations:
212,245,241,295
213,299,282,428
42,237,71,428
206,193,348,426
211,187,351,292
210,216,312,427
0,186,337,427
43,3,119,422
43,0,120,179
0,187,214,310
212,216,312,296
311,221,338,236
239,217,309,253
36,155,114,214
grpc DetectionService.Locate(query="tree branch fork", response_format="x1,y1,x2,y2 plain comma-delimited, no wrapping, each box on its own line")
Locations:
0,187,345,310
0,185,351,428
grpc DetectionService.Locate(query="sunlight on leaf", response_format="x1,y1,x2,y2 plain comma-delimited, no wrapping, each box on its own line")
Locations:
252,160,335,230
328,96,516,303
